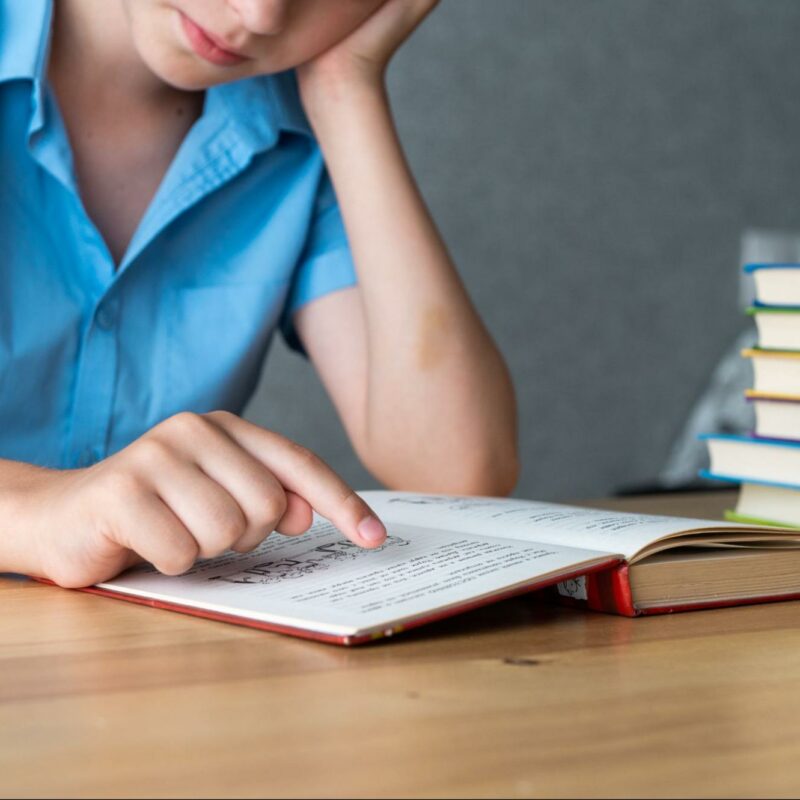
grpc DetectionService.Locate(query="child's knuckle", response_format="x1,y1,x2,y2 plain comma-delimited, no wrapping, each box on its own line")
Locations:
261,491,288,525
205,409,236,426
98,468,148,501
211,507,247,552
165,411,210,438
132,437,174,469
288,440,323,470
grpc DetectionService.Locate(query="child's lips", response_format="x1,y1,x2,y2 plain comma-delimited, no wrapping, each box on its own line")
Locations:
178,12,250,67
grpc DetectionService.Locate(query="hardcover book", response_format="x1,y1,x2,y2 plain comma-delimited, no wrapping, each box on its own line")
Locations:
742,348,800,395
725,481,800,529
702,433,800,488
746,263,800,307
748,306,800,351
70,491,800,643
746,390,800,441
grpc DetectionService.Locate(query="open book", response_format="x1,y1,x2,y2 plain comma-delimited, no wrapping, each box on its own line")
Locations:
83,491,800,645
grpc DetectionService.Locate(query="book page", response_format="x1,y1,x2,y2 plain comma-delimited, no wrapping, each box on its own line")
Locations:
362,491,738,560
99,517,613,638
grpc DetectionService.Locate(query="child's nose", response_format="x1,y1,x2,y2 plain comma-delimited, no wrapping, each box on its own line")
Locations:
228,0,289,35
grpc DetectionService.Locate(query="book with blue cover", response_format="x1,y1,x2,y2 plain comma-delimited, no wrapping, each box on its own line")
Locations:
746,263,800,307
702,433,800,489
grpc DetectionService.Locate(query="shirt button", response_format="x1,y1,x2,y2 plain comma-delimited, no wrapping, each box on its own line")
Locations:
95,303,117,331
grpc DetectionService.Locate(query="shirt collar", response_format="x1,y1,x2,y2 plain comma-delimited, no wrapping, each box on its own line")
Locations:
0,0,53,84
209,69,313,153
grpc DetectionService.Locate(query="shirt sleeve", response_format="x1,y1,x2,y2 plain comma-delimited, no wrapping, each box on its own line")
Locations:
280,169,358,356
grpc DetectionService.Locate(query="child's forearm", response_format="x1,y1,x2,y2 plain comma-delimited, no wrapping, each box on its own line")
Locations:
0,459,49,577
305,82,518,494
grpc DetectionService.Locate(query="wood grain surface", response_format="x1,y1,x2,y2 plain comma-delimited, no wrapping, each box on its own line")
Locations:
4,490,800,799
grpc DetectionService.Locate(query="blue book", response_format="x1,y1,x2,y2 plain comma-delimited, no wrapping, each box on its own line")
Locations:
745,263,800,308
701,433,800,490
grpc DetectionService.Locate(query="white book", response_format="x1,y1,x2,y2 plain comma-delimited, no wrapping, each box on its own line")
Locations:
733,482,800,528
743,348,800,396
74,491,800,644
749,308,800,351
703,433,800,487
747,391,800,441
746,263,800,307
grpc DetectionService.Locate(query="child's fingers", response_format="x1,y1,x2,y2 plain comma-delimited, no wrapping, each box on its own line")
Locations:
205,411,387,548
274,491,314,537
361,0,439,49
145,455,248,559
158,420,300,553
113,493,199,577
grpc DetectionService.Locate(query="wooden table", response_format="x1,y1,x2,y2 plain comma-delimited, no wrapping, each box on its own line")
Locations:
3,490,800,799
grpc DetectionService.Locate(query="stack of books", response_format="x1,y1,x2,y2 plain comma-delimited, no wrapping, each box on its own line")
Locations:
703,264,800,527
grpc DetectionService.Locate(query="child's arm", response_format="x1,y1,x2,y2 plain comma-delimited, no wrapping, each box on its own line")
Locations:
294,0,519,496
0,412,386,586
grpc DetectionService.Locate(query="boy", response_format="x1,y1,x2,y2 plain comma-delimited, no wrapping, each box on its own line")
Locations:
0,0,518,588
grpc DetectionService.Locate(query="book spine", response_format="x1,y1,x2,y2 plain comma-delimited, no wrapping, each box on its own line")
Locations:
553,563,639,617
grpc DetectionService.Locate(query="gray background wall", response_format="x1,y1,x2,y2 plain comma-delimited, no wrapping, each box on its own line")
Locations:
245,0,800,501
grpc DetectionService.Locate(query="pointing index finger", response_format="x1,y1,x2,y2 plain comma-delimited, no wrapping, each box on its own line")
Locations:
206,412,387,548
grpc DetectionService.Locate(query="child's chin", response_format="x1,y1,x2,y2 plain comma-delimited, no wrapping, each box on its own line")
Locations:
141,50,292,92
139,47,238,91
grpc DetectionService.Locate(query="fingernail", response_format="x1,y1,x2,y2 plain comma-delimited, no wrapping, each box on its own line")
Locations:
357,515,386,543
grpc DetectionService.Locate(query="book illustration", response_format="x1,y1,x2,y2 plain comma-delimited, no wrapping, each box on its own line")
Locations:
556,576,587,600
208,535,410,586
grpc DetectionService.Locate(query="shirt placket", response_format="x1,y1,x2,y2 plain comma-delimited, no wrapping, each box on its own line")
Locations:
27,78,271,467
25,81,118,467
68,275,121,468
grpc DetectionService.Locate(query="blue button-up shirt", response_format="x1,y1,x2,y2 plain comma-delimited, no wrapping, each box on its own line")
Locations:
0,0,358,469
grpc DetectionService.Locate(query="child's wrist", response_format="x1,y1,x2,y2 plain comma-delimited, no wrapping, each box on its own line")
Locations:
298,67,388,130
0,467,53,578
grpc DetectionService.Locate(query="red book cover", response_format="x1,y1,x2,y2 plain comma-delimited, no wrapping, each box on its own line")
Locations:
551,563,800,617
